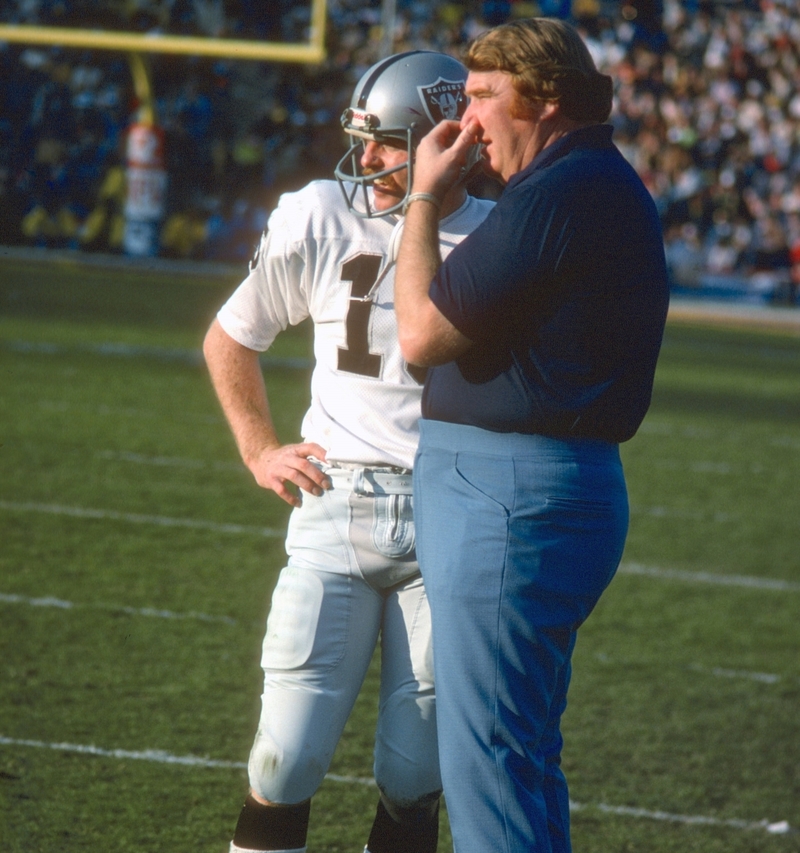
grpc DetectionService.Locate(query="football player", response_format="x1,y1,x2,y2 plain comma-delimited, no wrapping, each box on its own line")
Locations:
202,51,494,853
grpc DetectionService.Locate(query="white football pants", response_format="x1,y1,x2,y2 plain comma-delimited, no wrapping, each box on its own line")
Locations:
247,467,440,809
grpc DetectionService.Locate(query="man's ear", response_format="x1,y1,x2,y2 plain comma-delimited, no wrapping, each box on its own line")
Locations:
538,99,560,121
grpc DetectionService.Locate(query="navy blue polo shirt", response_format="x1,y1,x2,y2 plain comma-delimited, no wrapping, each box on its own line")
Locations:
424,124,669,443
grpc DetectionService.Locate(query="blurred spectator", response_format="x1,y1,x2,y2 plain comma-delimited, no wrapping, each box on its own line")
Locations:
742,213,794,300
664,221,705,288
0,0,799,304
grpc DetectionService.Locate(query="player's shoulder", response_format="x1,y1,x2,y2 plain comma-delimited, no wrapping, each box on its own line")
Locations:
467,195,497,218
440,194,496,236
269,180,389,241
271,180,342,221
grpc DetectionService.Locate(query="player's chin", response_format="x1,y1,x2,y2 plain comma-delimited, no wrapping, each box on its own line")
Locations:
372,188,404,212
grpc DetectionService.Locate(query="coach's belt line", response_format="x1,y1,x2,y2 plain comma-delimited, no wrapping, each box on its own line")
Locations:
325,466,413,497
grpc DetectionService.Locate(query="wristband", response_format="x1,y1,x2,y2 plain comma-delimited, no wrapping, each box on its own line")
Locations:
403,192,442,215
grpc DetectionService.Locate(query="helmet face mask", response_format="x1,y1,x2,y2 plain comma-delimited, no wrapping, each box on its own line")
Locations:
335,51,470,218
335,130,414,219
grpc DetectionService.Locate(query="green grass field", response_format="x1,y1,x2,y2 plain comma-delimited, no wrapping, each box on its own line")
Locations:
1,251,799,852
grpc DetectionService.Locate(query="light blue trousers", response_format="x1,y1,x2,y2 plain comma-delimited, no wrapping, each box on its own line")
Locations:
413,420,629,853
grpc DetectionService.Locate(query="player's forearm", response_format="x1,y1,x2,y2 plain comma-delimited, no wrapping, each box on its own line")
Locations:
225,391,282,471
202,320,280,468
395,201,471,367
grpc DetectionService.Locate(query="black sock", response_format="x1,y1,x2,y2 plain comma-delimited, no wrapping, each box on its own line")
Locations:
232,794,311,851
366,797,440,853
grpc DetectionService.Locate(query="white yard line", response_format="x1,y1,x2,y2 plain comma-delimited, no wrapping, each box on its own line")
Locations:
619,562,800,592
0,499,284,538
34,398,220,423
570,799,792,834
630,505,737,522
0,591,236,625
637,420,800,451
4,592,792,685
96,449,243,470
0,735,792,835
5,339,312,370
0,497,746,535
0,736,247,769
687,663,783,685
593,654,789,686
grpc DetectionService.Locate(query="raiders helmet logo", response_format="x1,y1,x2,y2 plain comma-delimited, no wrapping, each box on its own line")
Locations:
418,78,467,125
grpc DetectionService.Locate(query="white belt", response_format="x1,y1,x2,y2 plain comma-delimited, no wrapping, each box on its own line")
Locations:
326,466,413,496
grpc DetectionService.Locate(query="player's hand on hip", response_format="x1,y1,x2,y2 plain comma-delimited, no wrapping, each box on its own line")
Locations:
412,120,480,198
249,442,330,507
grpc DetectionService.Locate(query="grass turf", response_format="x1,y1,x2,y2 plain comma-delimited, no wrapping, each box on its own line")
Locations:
1,253,799,852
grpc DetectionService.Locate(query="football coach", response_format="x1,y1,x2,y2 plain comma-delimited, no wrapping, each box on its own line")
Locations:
394,17,669,853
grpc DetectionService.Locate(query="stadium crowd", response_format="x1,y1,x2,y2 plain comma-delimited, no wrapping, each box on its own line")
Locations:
1,0,799,302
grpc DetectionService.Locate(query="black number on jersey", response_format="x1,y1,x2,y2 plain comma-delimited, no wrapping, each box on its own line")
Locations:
337,254,428,384
338,254,382,377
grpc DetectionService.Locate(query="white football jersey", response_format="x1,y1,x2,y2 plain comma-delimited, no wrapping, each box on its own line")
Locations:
217,180,494,470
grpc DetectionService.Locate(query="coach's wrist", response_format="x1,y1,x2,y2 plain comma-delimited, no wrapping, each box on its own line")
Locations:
403,192,442,216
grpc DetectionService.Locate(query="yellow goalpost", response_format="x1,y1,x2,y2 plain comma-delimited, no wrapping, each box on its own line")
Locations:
2,0,329,256
0,0,327,63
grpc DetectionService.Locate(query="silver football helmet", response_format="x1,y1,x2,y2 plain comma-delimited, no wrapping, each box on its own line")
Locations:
335,50,472,218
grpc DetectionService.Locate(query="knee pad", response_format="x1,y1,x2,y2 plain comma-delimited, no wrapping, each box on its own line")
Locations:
373,738,441,810
248,728,325,804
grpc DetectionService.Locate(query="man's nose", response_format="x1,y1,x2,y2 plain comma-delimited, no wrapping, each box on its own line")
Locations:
461,102,475,128
360,140,382,169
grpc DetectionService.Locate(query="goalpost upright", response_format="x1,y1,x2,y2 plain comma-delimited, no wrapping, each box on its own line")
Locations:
0,0,328,255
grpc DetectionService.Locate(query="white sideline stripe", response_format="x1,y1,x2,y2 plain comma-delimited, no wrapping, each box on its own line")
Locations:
0,736,791,835
0,735,374,787
619,562,800,592
0,592,236,625
0,500,284,538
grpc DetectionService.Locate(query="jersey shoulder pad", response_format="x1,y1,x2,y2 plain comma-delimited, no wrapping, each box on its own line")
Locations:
440,194,496,238
268,179,371,244
268,180,330,226
466,195,496,221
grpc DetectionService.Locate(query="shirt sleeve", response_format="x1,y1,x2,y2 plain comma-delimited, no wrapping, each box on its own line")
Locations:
429,184,551,344
216,195,311,352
